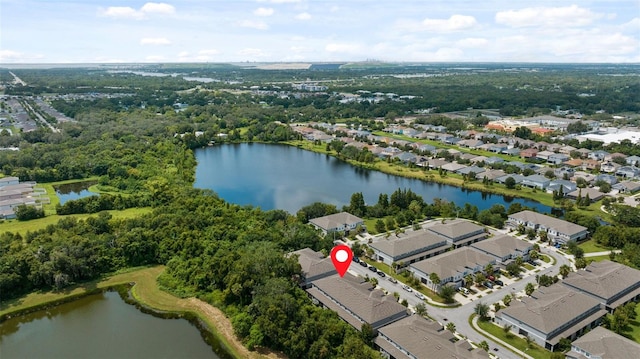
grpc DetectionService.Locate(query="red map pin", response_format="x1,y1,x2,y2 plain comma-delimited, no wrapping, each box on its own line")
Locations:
330,245,353,277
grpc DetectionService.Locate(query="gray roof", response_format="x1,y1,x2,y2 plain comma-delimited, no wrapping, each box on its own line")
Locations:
569,326,640,359
369,231,448,260
499,284,605,340
376,315,489,359
508,210,588,236
309,212,363,231
428,219,485,241
307,273,408,328
411,247,494,279
290,248,336,282
470,234,531,258
475,169,505,181
562,260,640,305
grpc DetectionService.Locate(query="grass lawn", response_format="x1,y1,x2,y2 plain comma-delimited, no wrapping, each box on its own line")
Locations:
587,255,612,262
364,218,381,234
540,254,555,265
474,316,552,359
578,239,610,253
35,177,101,215
0,207,152,235
523,263,535,271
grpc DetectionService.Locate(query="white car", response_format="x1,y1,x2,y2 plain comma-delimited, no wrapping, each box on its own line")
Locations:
402,284,413,292
414,292,426,300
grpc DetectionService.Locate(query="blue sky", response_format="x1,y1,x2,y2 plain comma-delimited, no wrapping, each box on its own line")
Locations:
1,0,638,63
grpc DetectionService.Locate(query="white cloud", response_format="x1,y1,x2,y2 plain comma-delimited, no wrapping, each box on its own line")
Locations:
456,37,488,48
140,2,176,15
422,15,478,32
325,43,362,54
295,12,311,20
99,2,175,20
621,17,640,32
0,50,44,62
140,37,172,45
199,49,220,56
238,48,268,58
495,5,602,28
254,7,274,16
257,0,301,3
238,19,269,30
178,51,190,57
145,55,166,62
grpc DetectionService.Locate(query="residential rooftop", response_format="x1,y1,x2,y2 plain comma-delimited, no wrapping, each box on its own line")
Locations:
470,234,531,258
369,230,447,261
567,326,640,359
562,260,640,308
410,247,494,280
508,210,588,237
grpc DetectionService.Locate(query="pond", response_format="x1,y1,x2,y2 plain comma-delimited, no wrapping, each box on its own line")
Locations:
55,181,98,205
0,291,225,359
194,143,553,214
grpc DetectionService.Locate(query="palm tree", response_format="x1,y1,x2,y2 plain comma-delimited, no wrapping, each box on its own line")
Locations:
502,294,512,306
474,302,490,320
429,272,441,290
559,264,571,278
414,302,428,317
464,274,473,288
525,282,535,296
484,263,494,276
446,322,456,332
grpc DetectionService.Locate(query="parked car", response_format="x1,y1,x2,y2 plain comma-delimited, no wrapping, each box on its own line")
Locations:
484,281,494,289
415,292,426,300
459,287,470,295
388,277,397,283
377,270,386,277
487,275,495,281
494,280,504,286
368,265,377,272
402,284,413,292
353,257,360,263
359,261,368,267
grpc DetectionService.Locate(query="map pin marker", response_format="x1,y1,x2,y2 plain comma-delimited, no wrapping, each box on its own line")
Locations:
330,245,353,277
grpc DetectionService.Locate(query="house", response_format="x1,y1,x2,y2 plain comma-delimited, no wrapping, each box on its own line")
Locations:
369,231,449,267
536,150,556,161
496,174,525,185
441,162,467,173
566,188,606,203
581,159,600,171
576,148,592,158
562,260,640,313
375,315,489,359
409,247,495,290
458,139,484,149
393,152,418,163
521,175,551,190
484,156,504,165
594,174,617,185
456,166,484,177
507,210,589,244
489,144,508,153
470,234,533,266
566,326,640,359
572,171,596,184
306,273,409,331
588,150,610,161
554,166,575,179
424,158,449,169
559,145,577,155
520,148,538,159
616,166,640,179
605,152,627,162
613,180,640,194
600,161,620,173
502,148,522,156
547,180,577,195
563,159,583,168
496,284,607,351
0,176,19,187
475,169,506,181
309,212,364,235
547,153,570,165
626,155,640,166
290,248,337,288
427,219,487,248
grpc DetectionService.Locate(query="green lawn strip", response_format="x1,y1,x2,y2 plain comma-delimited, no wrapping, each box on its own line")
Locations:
523,263,535,271
362,258,451,305
586,255,612,262
0,207,152,235
540,254,552,264
472,314,552,359
578,239,610,253
363,218,381,234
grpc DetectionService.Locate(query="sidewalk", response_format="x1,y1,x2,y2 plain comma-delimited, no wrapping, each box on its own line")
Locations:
471,316,534,359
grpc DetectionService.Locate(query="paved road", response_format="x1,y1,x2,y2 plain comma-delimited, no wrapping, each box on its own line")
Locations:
348,244,570,359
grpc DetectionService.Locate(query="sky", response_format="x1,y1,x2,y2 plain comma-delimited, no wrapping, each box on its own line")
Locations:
1,0,639,63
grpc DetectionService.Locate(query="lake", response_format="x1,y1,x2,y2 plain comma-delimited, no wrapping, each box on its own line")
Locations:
194,143,553,214
55,181,98,205
0,291,223,359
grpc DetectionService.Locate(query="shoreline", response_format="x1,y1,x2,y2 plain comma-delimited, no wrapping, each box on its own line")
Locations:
0,266,284,359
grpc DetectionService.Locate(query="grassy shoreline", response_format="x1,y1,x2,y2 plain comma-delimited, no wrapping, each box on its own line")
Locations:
0,265,280,359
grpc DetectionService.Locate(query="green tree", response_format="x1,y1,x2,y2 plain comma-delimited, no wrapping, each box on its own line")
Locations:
414,302,428,317
559,264,571,278
474,302,490,320
446,322,456,332
525,282,536,296
505,176,516,189
374,219,386,234
439,285,456,304
503,294,512,306
478,340,490,352
347,192,366,217
429,272,441,288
